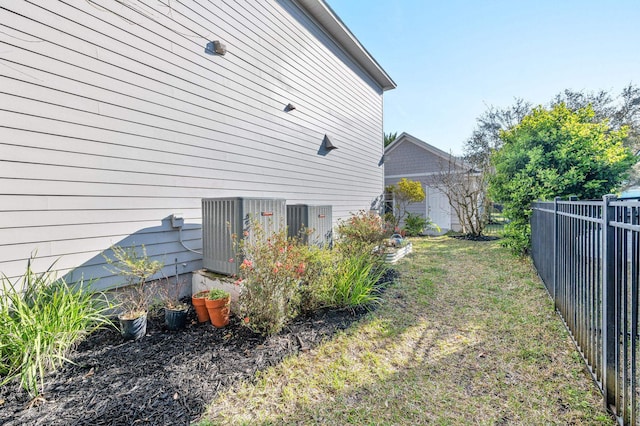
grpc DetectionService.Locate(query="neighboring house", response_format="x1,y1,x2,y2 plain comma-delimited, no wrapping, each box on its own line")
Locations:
384,132,466,233
0,1,395,289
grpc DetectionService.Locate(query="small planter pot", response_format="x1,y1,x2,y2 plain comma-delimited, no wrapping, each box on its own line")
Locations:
384,242,413,264
205,296,230,328
164,306,188,331
119,313,147,341
191,291,210,323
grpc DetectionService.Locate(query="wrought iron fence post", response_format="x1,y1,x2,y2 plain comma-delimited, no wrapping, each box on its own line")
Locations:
553,196,560,310
602,194,616,409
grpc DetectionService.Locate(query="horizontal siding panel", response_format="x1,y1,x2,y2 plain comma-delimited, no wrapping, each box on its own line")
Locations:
3,229,203,287
138,0,382,121
0,223,201,250
0,88,382,175
0,117,355,180
0,195,203,212
0,158,381,197
0,139,382,195
0,112,382,184
0,176,383,201
0,206,201,229
97,0,382,126
2,1,380,151
0,37,380,173
0,59,338,158
0,0,387,284
247,1,382,113
0,227,201,264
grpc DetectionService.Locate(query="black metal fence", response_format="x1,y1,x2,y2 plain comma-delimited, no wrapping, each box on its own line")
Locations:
531,195,640,425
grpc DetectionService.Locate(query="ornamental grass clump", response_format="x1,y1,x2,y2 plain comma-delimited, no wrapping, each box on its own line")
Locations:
330,211,392,309
235,221,307,336
0,257,112,397
328,248,388,309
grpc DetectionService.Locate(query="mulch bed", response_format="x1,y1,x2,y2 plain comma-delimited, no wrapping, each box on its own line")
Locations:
0,305,369,425
449,234,500,241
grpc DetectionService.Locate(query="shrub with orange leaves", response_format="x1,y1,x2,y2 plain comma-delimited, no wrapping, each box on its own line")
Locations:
235,219,306,336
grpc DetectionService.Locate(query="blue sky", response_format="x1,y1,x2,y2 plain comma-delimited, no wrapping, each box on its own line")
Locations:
327,0,640,155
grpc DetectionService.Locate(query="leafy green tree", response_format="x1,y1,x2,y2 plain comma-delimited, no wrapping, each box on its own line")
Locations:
551,85,640,187
386,178,425,228
464,98,532,169
384,132,398,147
490,103,635,255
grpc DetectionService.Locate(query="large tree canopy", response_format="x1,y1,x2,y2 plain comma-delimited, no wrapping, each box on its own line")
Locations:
489,103,635,254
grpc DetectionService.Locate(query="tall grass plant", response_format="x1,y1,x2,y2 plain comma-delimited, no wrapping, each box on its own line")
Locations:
0,258,112,396
328,250,388,308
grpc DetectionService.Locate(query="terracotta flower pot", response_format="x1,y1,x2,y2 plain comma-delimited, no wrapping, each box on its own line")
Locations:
191,291,210,323
205,295,230,328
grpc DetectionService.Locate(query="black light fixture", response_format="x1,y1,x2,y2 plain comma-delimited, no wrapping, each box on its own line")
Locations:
323,134,337,151
285,103,296,111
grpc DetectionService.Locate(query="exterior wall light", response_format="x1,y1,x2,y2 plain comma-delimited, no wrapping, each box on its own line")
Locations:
205,40,227,55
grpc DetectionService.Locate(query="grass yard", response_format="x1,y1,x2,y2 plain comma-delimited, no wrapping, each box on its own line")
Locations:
197,237,613,425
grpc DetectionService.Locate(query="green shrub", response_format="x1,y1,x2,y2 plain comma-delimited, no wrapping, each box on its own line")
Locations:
236,221,306,336
0,257,112,396
235,214,394,334
295,244,334,313
403,213,441,236
328,251,388,309
336,210,389,254
402,212,428,236
500,219,531,256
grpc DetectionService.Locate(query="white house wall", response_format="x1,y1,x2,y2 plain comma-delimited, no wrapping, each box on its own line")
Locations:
0,0,387,289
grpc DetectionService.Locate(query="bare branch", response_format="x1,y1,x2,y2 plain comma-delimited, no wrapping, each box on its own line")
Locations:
430,154,490,237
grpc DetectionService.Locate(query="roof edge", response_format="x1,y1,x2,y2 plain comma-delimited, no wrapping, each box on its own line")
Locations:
295,0,396,91
386,133,472,168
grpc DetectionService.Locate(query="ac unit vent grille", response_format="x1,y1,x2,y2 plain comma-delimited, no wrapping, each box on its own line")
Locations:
202,198,286,275
286,204,333,247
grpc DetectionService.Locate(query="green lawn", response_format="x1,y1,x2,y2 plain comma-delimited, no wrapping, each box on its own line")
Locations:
197,237,612,425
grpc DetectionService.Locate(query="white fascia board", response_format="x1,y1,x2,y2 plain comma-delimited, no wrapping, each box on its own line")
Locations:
295,0,396,91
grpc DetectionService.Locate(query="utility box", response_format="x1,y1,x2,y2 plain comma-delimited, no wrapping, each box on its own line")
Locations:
287,204,333,247
202,197,286,275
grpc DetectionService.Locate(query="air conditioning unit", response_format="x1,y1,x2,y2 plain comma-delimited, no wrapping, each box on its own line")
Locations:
287,204,333,247
202,197,286,275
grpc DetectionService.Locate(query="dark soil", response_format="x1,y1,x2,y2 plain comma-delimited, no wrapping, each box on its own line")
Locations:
0,306,369,425
450,234,500,241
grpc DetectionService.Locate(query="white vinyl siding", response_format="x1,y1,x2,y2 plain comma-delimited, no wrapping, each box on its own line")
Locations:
0,0,386,289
